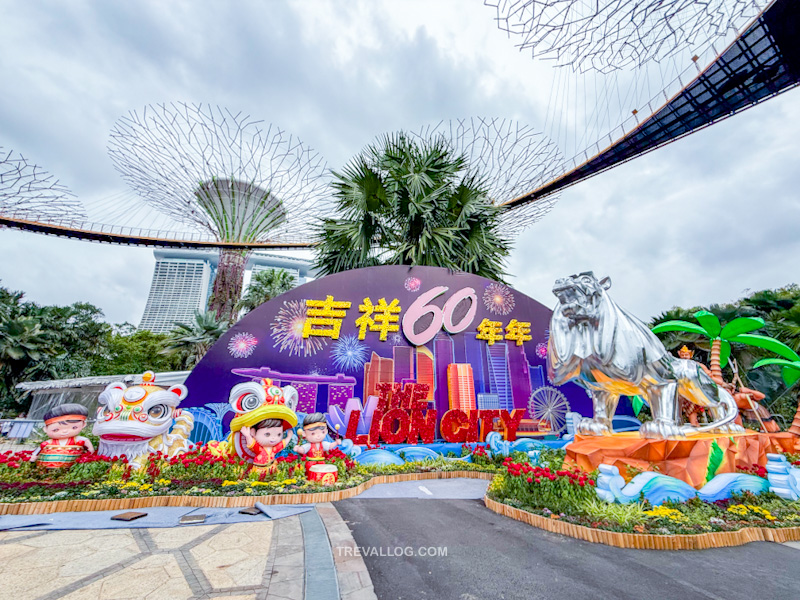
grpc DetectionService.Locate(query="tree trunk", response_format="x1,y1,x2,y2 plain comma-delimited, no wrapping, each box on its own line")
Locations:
208,249,248,323
708,338,725,386
790,391,800,437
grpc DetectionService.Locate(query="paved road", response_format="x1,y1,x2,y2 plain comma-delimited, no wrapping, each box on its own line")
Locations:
335,497,800,600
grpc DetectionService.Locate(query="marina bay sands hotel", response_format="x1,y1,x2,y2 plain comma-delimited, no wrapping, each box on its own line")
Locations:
138,249,313,333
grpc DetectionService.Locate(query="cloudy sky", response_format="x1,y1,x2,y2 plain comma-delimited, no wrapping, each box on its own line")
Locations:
1,0,798,325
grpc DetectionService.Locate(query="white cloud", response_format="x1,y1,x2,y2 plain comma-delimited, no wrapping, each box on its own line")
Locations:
0,0,798,325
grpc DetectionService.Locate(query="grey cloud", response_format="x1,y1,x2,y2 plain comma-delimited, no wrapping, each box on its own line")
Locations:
0,0,798,326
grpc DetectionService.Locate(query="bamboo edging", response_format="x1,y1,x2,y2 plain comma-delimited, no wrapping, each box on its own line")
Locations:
0,470,495,516
483,495,800,550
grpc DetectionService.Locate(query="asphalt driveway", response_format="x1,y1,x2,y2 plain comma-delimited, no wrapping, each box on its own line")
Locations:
335,497,799,600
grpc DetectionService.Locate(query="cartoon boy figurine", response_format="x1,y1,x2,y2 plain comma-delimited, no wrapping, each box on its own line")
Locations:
227,378,298,476
29,403,95,468
295,413,339,475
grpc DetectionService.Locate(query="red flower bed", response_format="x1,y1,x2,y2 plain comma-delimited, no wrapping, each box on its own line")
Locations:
502,457,595,487
490,456,598,515
738,463,768,478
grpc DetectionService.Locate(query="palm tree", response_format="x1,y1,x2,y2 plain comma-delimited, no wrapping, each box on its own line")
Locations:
740,289,796,318
313,133,511,282
162,311,228,368
0,317,53,370
0,316,56,410
652,310,792,385
765,305,800,356
753,350,800,435
236,268,296,315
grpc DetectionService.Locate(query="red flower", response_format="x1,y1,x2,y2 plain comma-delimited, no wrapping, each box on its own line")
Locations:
527,477,533,483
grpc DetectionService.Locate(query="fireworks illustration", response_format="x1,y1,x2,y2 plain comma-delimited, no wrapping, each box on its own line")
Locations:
228,332,258,358
330,335,369,372
483,283,515,315
389,332,405,346
404,277,421,292
535,342,548,360
270,300,327,357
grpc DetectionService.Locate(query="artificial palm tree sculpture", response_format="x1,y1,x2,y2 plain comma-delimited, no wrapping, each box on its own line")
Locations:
653,310,795,430
108,103,329,322
753,351,800,436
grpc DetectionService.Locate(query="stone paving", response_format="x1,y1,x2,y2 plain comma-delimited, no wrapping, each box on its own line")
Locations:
317,503,377,600
0,515,312,600
0,439,37,452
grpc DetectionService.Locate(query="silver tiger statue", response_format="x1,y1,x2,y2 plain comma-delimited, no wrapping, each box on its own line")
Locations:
547,272,743,439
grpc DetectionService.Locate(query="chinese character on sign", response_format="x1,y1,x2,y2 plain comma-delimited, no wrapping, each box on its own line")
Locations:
356,297,401,341
302,296,352,339
475,318,504,346
504,319,532,346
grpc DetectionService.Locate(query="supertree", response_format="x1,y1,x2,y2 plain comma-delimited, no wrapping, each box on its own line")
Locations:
485,0,767,73
108,103,330,322
411,118,564,236
0,146,84,222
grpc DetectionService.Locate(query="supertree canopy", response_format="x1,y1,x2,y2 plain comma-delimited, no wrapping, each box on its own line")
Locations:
108,102,330,322
411,118,564,236
0,146,84,223
485,0,768,73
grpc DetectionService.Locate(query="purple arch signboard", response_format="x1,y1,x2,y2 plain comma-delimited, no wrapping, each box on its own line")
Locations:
184,265,593,439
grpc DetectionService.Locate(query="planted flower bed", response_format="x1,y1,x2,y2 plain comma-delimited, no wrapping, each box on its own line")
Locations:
487,450,800,536
0,444,499,504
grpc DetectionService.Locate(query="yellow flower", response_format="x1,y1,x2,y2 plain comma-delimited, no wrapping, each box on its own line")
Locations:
244,487,254,494
726,505,750,516
251,481,271,487
222,480,242,487
747,505,776,520
122,481,141,488
139,484,153,491
156,479,172,485
644,506,685,521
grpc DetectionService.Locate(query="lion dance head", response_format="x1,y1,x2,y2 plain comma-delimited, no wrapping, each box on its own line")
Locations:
93,371,193,465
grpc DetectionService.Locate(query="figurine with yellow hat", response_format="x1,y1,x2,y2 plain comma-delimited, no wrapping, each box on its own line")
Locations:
227,378,299,475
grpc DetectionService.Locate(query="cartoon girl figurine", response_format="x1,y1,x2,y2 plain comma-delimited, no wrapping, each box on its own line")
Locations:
29,403,95,468
295,412,340,476
227,378,298,476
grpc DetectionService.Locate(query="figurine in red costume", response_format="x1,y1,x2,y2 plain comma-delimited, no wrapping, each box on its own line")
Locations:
226,378,298,476
240,419,289,475
29,404,94,468
295,412,339,476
